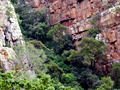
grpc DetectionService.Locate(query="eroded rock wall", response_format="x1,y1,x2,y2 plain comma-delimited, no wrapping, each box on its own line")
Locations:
0,0,24,72
0,0,24,47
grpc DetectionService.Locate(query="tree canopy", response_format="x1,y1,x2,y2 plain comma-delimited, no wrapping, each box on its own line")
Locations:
78,37,108,67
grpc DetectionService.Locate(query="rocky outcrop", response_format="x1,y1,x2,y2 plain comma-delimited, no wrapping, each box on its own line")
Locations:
0,0,24,72
0,0,24,47
0,47,17,72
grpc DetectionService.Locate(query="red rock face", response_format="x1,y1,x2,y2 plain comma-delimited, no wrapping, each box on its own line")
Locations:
27,0,120,74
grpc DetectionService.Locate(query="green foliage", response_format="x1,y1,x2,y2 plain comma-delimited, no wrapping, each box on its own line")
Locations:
115,7,120,13
111,63,120,89
5,43,11,48
14,2,115,90
90,20,96,25
29,40,48,50
9,0,17,4
61,73,79,87
78,37,108,67
6,6,13,11
47,63,64,79
96,77,114,90
15,4,49,42
107,3,114,8
79,69,100,89
47,53,70,73
34,22,49,42
13,43,47,74
51,77,74,90
6,6,13,18
112,62,120,70
64,50,100,89
86,28,100,38
6,10,13,18
47,23,67,40
0,71,74,90
53,34,75,54
16,13,22,25
67,50,80,61
90,14,100,25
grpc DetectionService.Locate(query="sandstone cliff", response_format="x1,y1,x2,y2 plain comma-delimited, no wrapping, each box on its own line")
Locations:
0,0,24,72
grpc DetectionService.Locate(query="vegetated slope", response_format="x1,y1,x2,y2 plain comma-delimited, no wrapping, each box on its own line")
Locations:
1,0,120,90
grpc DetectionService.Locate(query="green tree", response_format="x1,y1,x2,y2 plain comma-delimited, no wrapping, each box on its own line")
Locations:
111,63,120,88
47,24,74,54
54,34,75,54
79,69,100,89
47,23,67,41
61,73,79,87
96,77,114,90
67,50,80,61
33,22,48,43
47,63,64,79
15,5,49,42
78,37,108,68
29,40,48,49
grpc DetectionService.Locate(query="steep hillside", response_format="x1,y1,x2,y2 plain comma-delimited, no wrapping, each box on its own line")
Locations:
26,0,120,63
0,0,120,89
0,0,24,72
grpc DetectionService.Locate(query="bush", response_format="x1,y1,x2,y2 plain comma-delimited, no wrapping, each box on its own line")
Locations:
29,40,48,49
86,28,100,38
111,63,120,88
61,73,78,87
96,77,114,90
9,0,17,4
47,63,64,79
13,43,47,74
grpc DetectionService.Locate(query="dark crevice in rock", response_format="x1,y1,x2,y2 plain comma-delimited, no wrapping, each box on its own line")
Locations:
51,12,54,14
77,0,84,3
78,38,82,41
74,30,87,35
110,40,117,44
60,19,74,26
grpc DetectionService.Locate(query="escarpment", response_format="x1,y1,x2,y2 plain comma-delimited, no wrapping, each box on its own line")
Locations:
0,0,24,72
27,0,120,61
24,0,120,74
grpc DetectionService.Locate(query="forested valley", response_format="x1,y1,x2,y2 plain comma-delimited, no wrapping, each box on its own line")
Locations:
1,0,120,90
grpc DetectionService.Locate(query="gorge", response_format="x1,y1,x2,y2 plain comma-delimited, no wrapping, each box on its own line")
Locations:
0,0,120,89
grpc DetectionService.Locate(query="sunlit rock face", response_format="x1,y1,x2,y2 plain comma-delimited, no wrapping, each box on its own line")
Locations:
0,0,24,72
0,46,18,72
0,0,24,47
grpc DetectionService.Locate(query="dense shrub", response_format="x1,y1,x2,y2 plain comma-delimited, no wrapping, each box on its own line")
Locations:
96,77,114,90
111,63,120,89
15,5,49,42
0,71,74,90
86,28,100,38
10,0,17,4
13,43,47,74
